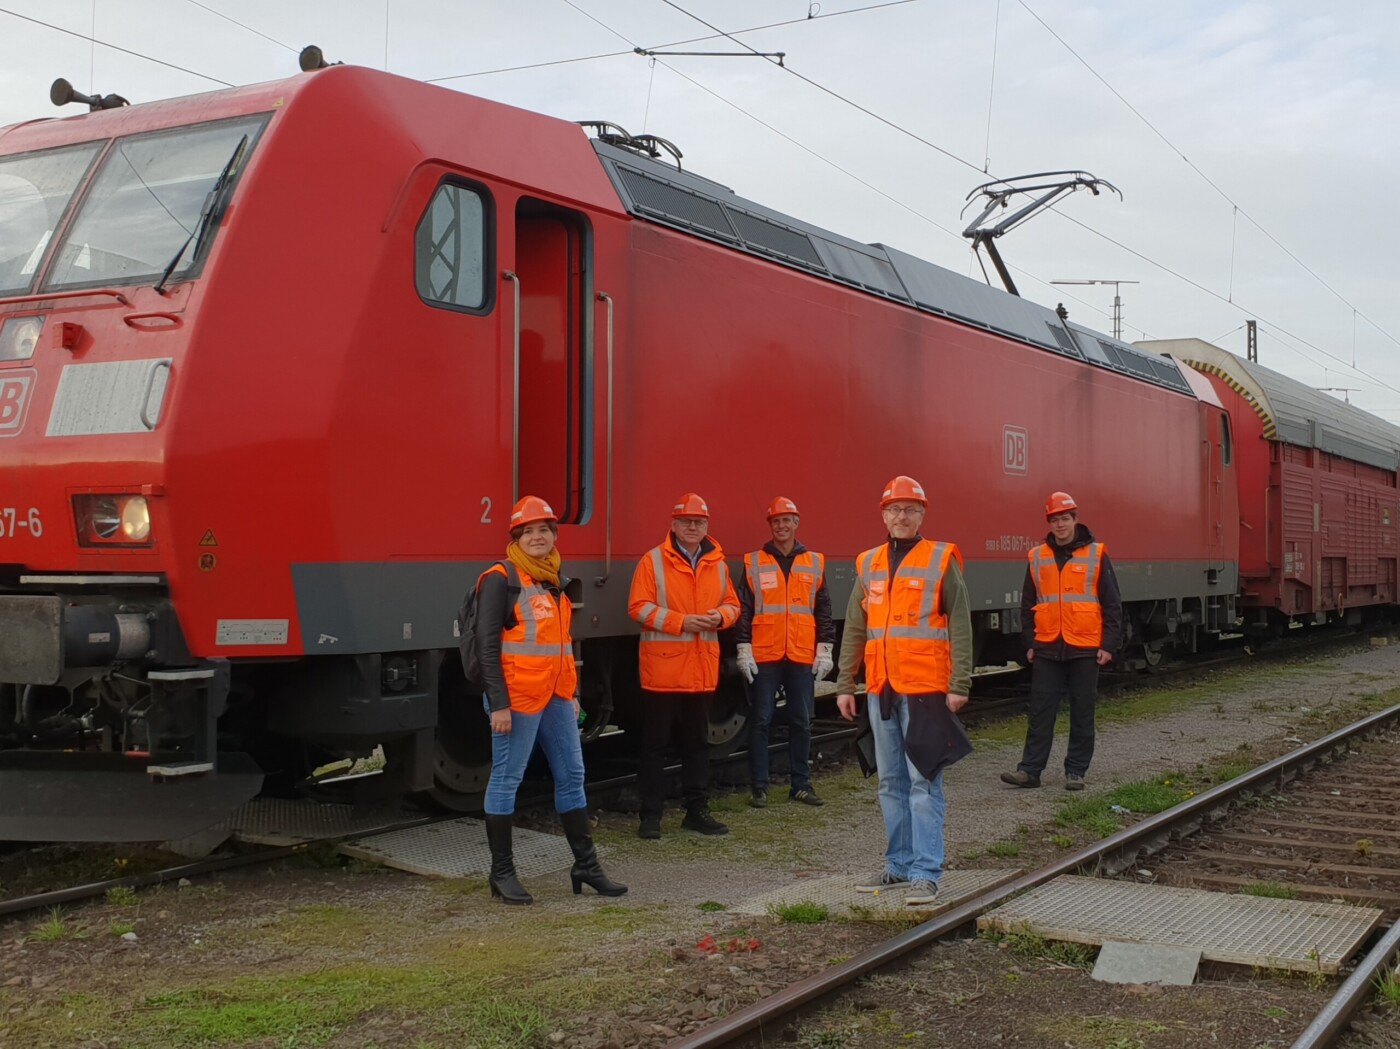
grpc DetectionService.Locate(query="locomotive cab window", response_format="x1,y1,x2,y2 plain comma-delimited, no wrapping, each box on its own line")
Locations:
415,182,489,311
42,115,268,292
0,142,102,297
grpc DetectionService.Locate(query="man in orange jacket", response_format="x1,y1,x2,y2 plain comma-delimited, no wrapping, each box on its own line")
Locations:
629,493,740,839
1001,491,1121,791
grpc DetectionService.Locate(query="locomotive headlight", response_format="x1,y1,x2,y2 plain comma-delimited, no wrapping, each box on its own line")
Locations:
120,496,150,541
0,315,43,362
73,493,155,547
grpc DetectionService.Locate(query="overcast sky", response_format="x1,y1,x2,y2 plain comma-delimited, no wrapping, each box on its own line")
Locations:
4,0,1398,416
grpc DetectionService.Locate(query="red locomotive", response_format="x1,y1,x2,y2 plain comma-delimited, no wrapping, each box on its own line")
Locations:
0,63,1390,841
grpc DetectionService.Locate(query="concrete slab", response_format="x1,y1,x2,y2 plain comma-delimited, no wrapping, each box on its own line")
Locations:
1091,940,1201,985
978,875,1383,973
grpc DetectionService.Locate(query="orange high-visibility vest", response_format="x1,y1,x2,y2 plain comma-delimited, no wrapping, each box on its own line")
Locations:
478,563,577,715
855,539,961,695
745,549,825,664
628,538,740,693
1029,542,1105,647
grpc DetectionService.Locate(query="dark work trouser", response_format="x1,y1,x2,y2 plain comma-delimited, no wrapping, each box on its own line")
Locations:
1018,656,1098,777
748,659,815,790
639,689,713,818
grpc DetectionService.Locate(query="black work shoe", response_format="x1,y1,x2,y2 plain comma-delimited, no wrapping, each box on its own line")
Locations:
637,816,661,840
1000,770,1041,788
681,807,729,836
789,787,824,807
749,789,768,808
1064,773,1087,791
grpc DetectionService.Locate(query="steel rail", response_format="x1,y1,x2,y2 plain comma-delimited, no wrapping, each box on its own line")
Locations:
1290,919,1400,1049
668,699,1400,1048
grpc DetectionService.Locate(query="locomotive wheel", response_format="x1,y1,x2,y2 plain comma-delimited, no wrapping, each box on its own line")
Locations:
415,659,490,812
706,672,748,758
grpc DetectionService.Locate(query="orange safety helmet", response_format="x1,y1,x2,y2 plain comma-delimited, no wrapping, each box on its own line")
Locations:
1045,491,1078,519
671,492,710,518
510,495,558,528
880,475,927,508
766,496,799,518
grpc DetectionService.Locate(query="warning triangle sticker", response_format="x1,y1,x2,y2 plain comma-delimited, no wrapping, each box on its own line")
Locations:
198,529,218,547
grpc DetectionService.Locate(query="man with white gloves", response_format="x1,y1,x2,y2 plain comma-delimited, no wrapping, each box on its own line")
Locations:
734,497,836,807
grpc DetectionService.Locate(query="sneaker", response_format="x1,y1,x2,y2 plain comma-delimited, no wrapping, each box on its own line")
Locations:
637,816,661,840
1064,773,1087,791
905,879,939,906
749,788,768,809
789,786,824,807
999,769,1041,788
854,871,911,893
681,807,729,836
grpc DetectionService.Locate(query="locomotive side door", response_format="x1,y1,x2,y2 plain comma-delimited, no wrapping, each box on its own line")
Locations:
509,198,592,522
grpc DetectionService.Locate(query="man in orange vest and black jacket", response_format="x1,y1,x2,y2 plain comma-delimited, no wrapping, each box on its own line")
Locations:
1002,491,1122,791
836,476,974,908
735,497,836,809
629,493,741,839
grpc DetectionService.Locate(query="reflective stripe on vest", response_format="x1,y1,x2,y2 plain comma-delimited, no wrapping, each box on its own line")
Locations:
856,539,958,695
746,549,824,664
485,564,576,714
639,546,721,643
1029,542,1104,647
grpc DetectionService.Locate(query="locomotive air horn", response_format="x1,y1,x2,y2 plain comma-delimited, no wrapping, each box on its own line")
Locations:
298,45,342,71
50,77,130,111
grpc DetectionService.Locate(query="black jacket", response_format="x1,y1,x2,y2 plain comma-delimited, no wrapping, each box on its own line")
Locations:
733,540,835,648
476,565,572,711
1019,522,1123,660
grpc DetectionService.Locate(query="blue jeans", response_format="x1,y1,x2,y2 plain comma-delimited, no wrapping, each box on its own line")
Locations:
867,692,946,883
748,659,814,790
482,696,587,816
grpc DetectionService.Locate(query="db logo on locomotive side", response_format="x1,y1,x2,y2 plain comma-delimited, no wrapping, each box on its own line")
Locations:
1002,425,1028,475
0,371,36,437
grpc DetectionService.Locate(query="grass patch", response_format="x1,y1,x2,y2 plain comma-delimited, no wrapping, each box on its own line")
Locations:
768,900,829,924
1048,834,1074,849
1240,881,1298,899
109,919,136,937
697,900,726,912
105,885,139,907
1054,795,1119,838
1053,774,1194,838
1211,760,1254,783
29,907,85,942
1046,941,1097,968
1375,966,1400,1008
986,841,1022,858
243,903,385,949
1036,1015,1168,1048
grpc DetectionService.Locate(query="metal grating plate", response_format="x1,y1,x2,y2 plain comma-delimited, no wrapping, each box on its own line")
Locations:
978,875,1383,973
338,817,582,879
218,797,419,846
735,869,1021,921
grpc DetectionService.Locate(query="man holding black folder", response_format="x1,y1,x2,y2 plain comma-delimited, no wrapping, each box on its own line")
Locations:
835,475,973,907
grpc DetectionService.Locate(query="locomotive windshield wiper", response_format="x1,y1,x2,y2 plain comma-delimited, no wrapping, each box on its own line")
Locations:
154,134,249,295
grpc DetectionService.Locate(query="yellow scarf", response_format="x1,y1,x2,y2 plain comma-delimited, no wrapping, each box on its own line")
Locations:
506,541,561,587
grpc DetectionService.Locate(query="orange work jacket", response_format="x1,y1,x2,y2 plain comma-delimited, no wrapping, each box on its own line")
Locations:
629,537,740,693
745,549,825,664
856,539,962,695
479,563,577,715
1029,541,1106,648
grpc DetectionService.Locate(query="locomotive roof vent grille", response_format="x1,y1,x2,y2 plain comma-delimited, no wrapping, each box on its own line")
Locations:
1148,357,1191,392
1045,323,1083,358
727,208,824,268
617,167,739,243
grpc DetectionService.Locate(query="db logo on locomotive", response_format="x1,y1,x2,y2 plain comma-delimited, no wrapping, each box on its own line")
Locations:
0,371,35,436
1003,425,1028,475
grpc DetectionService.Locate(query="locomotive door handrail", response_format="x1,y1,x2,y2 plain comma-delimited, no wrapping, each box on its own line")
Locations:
503,269,521,504
595,290,614,586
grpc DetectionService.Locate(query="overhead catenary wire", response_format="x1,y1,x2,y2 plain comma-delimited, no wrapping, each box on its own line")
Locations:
181,0,298,53
0,5,234,86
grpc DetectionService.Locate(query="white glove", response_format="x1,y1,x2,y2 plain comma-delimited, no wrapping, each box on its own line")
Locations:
812,642,834,680
736,643,758,684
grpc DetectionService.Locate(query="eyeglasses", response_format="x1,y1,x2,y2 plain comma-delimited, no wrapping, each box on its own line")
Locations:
675,517,708,528
883,505,924,517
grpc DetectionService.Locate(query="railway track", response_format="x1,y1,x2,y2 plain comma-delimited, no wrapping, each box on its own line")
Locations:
666,700,1400,1049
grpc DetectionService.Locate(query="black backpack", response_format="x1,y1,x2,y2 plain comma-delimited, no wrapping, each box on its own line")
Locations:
457,562,520,689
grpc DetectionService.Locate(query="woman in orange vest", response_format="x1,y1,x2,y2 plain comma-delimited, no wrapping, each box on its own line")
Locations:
476,495,626,904
1000,491,1122,791
628,492,740,840
835,476,974,908
735,497,835,808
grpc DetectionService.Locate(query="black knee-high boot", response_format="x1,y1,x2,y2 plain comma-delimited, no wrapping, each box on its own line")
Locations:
485,814,532,904
560,808,627,897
